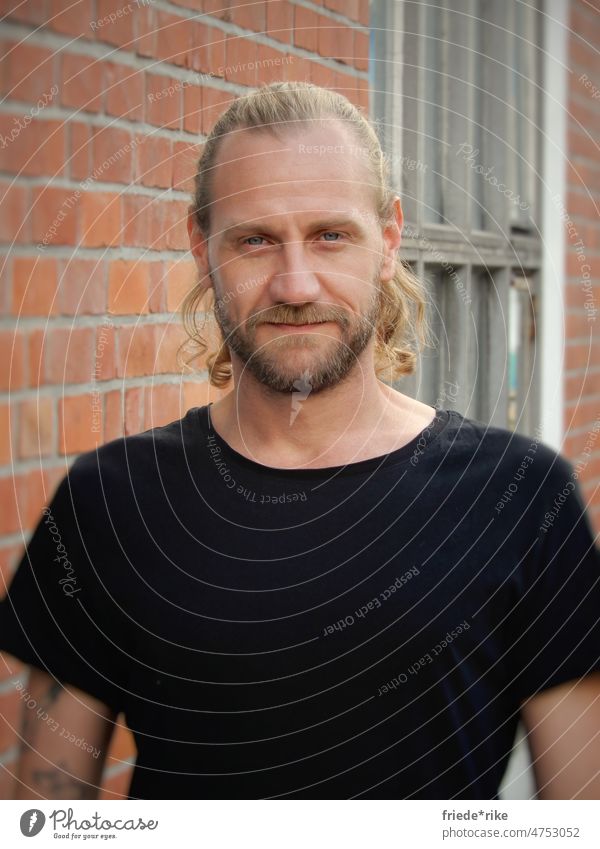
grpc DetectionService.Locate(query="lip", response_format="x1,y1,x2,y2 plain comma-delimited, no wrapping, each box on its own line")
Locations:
264,321,332,331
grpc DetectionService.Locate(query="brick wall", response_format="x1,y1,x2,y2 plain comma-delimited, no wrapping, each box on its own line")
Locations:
0,0,369,799
563,0,600,528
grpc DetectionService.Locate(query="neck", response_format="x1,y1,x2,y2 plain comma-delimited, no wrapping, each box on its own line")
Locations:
207,354,432,469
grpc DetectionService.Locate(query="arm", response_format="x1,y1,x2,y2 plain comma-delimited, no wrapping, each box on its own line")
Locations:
11,665,117,800
521,671,600,799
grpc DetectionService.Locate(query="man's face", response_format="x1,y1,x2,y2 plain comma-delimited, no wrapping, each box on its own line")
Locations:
189,121,402,394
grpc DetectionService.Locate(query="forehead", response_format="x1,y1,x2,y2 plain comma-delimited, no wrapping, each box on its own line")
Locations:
208,120,378,225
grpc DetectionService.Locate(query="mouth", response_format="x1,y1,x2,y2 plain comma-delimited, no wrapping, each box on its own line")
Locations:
263,320,332,331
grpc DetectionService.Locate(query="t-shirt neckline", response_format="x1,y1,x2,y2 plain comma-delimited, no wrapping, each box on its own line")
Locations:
196,403,453,479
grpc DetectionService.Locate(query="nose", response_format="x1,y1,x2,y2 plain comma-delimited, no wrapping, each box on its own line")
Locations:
267,239,321,305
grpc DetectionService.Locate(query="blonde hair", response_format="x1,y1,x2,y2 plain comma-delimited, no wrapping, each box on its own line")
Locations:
182,81,430,388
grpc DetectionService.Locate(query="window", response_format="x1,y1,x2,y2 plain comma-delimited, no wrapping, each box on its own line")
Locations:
370,0,543,435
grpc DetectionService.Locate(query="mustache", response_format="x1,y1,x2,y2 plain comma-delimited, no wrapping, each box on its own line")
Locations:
247,304,351,330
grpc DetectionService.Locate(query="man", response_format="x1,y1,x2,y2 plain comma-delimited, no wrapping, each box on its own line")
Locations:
2,82,599,800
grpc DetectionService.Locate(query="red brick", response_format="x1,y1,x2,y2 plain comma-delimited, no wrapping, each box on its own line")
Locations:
568,129,600,163
145,382,181,429
124,386,144,435
104,63,144,121
122,194,152,248
44,327,96,385
31,186,79,247
0,0,49,26
155,323,187,373
91,126,135,184
230,1,266,32
166,260,196,312
117,325,158,378
310,61,338,89
224,36,258,86
0,545,23,600
318,18,353,64
201,0,232,21
134,5,158,58
59,394,101,454
201,87,236,135
266,0,294,44
0,404,11,465
570,36,600,71
0,476,18,534
294,6,320,52
567,190,600,220
0,331,25,391
136,134,172,189
355,76,369,111
567,160,600,194
58,258,107,315
358,0,369,26
48,0,94,39
285,54,313,84
183,84,202,134
94,323,117,382
0,688,20,750
333,70,355,99
155,10,191,67
103,390,122,443
564,367,600,402
27,329,44,389
80,192,121,247
18,397,54,459
256,44,292,84
354,30,369,71
0,469,47,535
164,200,190,251
565,341,600,371
565,309,597,340
0,181,30,244
69,121,93,182
12,257,59,317
186,22,226,76
0,40,56,102
108,260,150,315
148,262,166,313
61,53,103,113
183,378,229,408
0,117,66,177
93,0,136,48
147,200,169,251
564,398,600,433
566,252,600,280
172,141,201,193
146,73,182,130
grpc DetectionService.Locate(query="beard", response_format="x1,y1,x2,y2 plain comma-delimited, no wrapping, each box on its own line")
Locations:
212,274,382,395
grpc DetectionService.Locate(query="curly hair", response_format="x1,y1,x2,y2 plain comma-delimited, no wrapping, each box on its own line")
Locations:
182,81,431,388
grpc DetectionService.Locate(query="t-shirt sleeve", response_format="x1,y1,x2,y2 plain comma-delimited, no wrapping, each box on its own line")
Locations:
510,454,600,703
0,459,127,714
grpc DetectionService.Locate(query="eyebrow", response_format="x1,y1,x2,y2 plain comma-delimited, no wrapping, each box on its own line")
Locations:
219,216,369,241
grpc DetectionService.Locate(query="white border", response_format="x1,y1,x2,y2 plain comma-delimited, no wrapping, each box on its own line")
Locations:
540,0,568,451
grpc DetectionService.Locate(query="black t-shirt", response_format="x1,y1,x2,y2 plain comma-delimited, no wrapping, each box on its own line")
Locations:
1,404,599,799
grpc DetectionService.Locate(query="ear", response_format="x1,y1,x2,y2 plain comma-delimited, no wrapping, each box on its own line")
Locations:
187,206,210,278
379,197,403,283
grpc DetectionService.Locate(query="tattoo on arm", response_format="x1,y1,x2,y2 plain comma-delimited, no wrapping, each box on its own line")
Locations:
31,760,93,799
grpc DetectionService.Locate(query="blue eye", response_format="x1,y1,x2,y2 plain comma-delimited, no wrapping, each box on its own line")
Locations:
321,231,341,241
244,236,265,246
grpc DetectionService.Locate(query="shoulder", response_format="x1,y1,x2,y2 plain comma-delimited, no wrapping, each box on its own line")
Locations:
65,406,204,493
443,409,576,488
